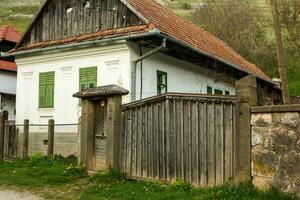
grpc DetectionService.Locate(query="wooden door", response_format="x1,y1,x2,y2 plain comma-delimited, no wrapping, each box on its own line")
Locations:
94,100,107,171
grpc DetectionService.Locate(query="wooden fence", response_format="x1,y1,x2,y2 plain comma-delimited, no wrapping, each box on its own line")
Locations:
0,117,80,159
120,93,236,186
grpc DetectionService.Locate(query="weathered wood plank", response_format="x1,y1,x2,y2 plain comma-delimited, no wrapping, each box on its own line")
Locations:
22,0,144,45
207,102,216,186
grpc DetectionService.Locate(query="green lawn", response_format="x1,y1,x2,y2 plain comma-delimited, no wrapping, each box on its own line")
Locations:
0,155,298,200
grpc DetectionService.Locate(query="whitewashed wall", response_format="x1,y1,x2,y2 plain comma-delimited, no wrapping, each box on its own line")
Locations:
15,42,131,128
0,70,17,120
15,41,236,127
129,42,236,100
0,71,17,94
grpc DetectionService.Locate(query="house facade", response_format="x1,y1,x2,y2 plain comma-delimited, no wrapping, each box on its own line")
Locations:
0,25,21,120
2,0,275,155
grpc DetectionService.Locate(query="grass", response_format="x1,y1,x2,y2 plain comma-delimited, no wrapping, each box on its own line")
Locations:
0,155,298,200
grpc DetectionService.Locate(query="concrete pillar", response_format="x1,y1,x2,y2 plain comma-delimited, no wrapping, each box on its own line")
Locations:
106,95,122,170
235,75,257,182
80,100,95,170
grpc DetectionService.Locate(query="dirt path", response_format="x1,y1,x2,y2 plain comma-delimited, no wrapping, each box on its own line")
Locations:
0,188,41,200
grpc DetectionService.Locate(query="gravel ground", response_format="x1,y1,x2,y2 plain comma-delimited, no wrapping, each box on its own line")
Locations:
0,189,41,200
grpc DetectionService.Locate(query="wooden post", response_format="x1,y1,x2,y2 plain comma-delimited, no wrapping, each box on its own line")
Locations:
80,100,95,170
3,120,10,158
23,119,29,159
0,111,8,159
235,75,257,182
106,95,123,170
47,119,55,156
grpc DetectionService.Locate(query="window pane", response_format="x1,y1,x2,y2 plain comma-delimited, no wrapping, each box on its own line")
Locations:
157,71,167,95
214,89,223,95
207,86,213,94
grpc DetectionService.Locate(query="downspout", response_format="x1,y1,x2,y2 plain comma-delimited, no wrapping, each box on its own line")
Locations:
131,38,167,101
139,46,143,100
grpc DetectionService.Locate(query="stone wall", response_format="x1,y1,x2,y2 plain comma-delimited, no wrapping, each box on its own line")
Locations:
251,105,300,195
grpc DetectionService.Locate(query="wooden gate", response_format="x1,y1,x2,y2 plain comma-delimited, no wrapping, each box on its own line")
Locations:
94,100,107,171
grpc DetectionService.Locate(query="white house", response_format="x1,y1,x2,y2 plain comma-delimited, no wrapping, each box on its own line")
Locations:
2,0,274,153
0,25,21,120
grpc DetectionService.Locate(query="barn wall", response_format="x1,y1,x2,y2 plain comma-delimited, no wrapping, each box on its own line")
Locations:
21,0,144,46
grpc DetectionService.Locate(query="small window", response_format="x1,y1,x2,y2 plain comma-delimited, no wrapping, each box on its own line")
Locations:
207,86,213,94
39,71,55,108
214,89,223,95
66,4,74,13
83,0,90,8
225,91,230,95
79,67,97,91
157,70,167,95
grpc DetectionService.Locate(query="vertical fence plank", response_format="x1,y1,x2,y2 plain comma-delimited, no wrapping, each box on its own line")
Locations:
207,102,216,186
126,110,132,175
224,104,234,180
215,104,224,185
47,119,55,156
200,102,207,186
3,120,9,158
23,119,29,159
192,101,199,185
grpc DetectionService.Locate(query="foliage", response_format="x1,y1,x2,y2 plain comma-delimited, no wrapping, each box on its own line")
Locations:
191,0,278,77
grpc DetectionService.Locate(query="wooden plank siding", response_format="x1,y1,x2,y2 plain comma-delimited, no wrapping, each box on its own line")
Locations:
22,0,144,46
120,93,236,186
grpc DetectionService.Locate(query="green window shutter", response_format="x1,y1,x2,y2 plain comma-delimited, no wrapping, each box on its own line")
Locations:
207,86,213,94
39,71,55,108
39,73,47,107
214,89,223,95
79,67,97,91
88,67,97,88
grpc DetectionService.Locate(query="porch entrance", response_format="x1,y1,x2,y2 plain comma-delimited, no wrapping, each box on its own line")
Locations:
94,100,107,171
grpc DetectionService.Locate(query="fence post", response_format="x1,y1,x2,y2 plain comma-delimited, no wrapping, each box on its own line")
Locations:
235,75,257,182
106,95,123,170
23,119,29,159
0,111,8,159
3,120,10,158
47,119,55,156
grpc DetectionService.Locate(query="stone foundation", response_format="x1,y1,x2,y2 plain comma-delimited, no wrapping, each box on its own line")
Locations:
251,105,300,195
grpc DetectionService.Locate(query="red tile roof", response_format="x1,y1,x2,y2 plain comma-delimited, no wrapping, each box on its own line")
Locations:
0,60,17,72
0,25,22,43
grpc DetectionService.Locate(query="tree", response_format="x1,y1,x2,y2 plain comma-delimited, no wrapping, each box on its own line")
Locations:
270,0,290,104
191,0,278,77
